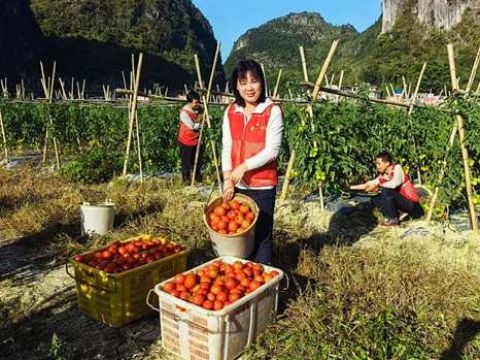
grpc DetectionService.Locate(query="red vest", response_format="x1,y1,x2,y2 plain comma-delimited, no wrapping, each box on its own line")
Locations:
379,164,419,202
228,102,278,187
177,106,199,146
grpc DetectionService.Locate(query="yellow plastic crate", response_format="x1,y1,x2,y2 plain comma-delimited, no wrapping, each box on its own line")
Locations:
67,236,189,327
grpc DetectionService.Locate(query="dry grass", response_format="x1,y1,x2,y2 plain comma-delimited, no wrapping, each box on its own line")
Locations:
2,168,480,359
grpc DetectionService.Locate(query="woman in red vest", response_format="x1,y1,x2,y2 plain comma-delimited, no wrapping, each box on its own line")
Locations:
350,151,424,226
221,59,284,264
177,91,202,185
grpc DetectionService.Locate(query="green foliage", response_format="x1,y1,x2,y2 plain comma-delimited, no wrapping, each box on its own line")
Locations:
1,98,479,207
59,147,123,184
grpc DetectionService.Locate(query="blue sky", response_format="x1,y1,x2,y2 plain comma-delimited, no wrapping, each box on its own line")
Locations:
192,0,382,61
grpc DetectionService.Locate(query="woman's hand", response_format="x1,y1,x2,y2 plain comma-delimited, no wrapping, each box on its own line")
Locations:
223,179,235,202
231,163,248,184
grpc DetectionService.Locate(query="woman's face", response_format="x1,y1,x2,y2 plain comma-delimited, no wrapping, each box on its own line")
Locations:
237,71,262,105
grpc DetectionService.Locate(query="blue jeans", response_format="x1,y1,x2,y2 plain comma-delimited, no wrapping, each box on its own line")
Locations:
371,188,424,220
236,187,276,265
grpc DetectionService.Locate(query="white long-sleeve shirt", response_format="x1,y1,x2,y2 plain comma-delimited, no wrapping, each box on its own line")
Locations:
180,105,200,130
222,98,283,189
370,164,404,189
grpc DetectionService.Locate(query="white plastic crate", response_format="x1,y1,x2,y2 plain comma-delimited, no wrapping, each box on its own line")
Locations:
147,256,284,360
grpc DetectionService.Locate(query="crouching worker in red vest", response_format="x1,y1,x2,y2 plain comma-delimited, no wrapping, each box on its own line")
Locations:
221,59,284,264
177,91,203,185
350,151,424,227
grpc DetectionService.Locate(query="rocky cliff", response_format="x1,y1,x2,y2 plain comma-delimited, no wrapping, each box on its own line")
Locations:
0,0,44,84
382,0,480,33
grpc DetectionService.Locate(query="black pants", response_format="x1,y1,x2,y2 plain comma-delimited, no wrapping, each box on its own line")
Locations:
236,187,276,265
178,141,201,184
371,188,424,220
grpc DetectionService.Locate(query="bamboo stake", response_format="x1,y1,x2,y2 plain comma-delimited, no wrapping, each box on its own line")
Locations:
261,63,268,97
280,149,295,200
476,81,480,94
283,41,339,201
273,69,283,99
427,123,458,222
0,110,9,161
81,79,86,99
40,62,48,97
49,62,61,170
299,45,309,82
122,53,144,176
466,46,480,92
194,54,205,89
336,70,344,103
389,83,396,97
191,42,221,187
447,44,478,230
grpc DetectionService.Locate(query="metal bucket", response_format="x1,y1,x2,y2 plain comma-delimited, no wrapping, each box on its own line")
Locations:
203,193,259,259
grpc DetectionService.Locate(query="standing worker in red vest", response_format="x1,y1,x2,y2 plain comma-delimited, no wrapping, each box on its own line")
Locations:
350,151,424,226
221,59,284,265
177,91,203,185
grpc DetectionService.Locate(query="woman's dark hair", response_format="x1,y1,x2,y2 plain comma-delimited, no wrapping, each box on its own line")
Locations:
231,59,266,107
186,91,200,103
375,151,393,163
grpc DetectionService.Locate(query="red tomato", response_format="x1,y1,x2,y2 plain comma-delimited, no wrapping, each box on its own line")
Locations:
202,300,214,310
207,293,216,302
228,221,239,232
239,205,249,214
179,291,189,301
214,206,226,216
192,294,205,306
184,274,198,289
207,267,219,279
271,270,279,277
225,278,237,290
216,292,228,302
214,301,224,310
218,230,227,234
248,281,262,292
176,284,187,292
241,219,251,229
200,276,212,284
263,273,274,282
73,255,83,262
163,281,176,293
254,275,265,284
221,202,231,210
217,221,228,231
229,200,240,210
233,261,244,271
170,289,180,297
221,215,230,222
245,212,255,221
210,285,224,295
229,293,241,302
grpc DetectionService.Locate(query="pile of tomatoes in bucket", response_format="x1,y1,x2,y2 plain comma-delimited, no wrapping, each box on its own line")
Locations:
207,199,255,235
161,259,279,310
73,237,184,273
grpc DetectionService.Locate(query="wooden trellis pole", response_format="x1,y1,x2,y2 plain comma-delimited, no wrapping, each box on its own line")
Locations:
194,54,205,89
447,44,477,230
122,53,144,177
466,46,480,92
281,40,339,201
261,63,269,97
273,68,283,99
191,42,221,188
0,110,8,161
407,62,427,185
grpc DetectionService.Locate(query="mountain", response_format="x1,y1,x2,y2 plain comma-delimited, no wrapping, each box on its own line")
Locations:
0,0,44,86
226,1,480,93
2,0,225,94
224,12,359,95
382,0,480,33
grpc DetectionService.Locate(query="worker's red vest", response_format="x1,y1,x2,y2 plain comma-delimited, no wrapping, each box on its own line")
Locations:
177,106,199,146
228,103,278,187
379,164,419,202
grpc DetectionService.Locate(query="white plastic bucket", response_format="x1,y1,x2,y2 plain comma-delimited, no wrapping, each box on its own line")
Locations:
80,202,115,236
203,193,259,259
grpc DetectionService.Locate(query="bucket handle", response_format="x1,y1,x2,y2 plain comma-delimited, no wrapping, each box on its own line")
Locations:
281,273,290,291
146,289,160,312
65,261,117,294
204,183,222,213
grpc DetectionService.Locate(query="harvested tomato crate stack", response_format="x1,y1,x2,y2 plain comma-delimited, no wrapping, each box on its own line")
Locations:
67,234,188,327
147,256,284,360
